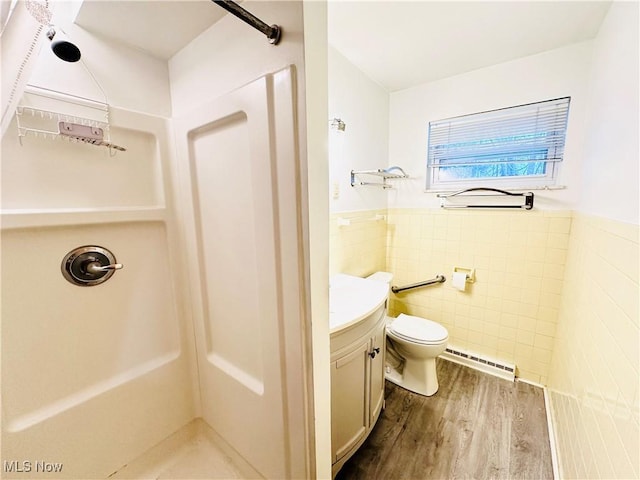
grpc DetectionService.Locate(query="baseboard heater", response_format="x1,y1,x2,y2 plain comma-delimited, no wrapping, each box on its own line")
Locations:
441,346,516,381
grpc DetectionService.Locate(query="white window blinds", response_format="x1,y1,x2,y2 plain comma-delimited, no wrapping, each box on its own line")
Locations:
427,97,571,188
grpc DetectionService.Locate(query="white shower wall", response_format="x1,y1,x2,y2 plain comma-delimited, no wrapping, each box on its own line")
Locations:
168,2,314,476
173,67,308,479
1,104,196,479
1,15,194,477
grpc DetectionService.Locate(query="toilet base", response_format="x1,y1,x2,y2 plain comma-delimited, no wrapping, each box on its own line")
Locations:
384,357,439,397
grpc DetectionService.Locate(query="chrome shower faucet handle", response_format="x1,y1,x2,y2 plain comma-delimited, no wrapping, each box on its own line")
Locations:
61,246,124,286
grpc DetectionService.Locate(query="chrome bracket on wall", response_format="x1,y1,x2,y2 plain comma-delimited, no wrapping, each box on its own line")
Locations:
350,167,408,189
61,245,123,286
437,187,534,209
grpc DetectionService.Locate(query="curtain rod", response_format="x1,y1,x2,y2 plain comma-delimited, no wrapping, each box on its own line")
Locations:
212,0,282,45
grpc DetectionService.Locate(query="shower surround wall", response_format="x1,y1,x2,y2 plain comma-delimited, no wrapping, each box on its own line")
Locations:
169,2,313,478
0,4,193,477
1,91,193,480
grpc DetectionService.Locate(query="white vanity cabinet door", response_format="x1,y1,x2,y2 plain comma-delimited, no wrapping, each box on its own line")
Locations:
331,340,370,462
369,321,386,426
330,304,388,476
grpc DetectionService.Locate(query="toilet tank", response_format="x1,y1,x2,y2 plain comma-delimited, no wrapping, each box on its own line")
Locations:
367,272,393,324
367,271,393,284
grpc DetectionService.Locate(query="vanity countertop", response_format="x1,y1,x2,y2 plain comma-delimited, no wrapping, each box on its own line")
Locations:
329,274,389,334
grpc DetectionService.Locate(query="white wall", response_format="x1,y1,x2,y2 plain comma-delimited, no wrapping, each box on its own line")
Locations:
577,1,639,224
388,41,594,210
328,46,389,213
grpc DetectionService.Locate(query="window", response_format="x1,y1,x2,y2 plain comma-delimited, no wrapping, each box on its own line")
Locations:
426,97,570,190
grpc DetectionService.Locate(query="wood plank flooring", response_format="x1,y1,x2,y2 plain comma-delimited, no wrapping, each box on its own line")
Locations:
336,359,553,480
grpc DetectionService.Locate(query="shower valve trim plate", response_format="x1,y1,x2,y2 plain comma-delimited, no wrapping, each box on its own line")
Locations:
61,245,123,286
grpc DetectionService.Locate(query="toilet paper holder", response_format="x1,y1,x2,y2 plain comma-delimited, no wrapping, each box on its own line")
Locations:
453,267,475,283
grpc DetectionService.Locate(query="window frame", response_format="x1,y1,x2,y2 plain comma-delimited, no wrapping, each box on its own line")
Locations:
425,97,571,191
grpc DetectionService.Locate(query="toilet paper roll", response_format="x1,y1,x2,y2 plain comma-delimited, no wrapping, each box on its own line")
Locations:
452,271,467,292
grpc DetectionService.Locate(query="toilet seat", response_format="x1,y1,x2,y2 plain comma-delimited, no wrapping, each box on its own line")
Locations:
388,313,448,345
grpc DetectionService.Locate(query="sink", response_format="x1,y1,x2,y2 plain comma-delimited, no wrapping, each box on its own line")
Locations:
329,274,389,333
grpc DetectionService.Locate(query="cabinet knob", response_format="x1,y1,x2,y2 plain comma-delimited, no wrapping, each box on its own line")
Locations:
369,347,381,359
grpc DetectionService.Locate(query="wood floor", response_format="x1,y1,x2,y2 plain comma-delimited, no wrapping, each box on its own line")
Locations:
336,359,554,480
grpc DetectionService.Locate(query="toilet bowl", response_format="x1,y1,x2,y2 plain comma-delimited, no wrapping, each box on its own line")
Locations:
365,272,449,397
386,313,448,396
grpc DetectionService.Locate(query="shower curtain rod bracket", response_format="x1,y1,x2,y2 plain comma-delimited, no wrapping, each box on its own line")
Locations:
212,0,282,45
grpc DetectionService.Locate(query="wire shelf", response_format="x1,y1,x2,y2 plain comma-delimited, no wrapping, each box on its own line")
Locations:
15,86,126,152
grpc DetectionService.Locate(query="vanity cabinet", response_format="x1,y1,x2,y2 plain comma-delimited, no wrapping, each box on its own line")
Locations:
368,320,386,425
330,306,386,475
331,339,369,462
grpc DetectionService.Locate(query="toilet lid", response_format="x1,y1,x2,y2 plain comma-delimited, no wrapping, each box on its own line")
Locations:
389,314,448,344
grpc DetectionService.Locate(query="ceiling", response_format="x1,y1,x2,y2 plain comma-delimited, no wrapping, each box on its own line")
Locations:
328,1,612,92
74,0,227,60
73,1,611,90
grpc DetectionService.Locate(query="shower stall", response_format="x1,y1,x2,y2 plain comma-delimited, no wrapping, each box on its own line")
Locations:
1,1,328,478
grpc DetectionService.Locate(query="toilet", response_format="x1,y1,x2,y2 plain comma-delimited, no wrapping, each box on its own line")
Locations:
386,314,448,396
367,272,449,397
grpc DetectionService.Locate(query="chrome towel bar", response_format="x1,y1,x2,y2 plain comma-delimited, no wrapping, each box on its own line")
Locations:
350,167,408,189
437,187,534,210
391,275,446,294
